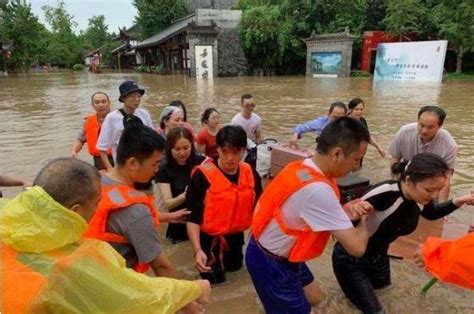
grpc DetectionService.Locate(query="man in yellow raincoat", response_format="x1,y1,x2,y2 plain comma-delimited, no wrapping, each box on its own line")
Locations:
1,158,210,313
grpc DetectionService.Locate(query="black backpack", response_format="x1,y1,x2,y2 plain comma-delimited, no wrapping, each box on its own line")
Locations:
119,109,143,128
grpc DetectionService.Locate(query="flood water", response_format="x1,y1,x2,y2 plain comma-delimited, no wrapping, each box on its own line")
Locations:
1,71,473,313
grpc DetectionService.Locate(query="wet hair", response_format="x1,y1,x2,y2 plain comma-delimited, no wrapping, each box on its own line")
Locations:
201,108,219,125
348,98,364,111
33,158,100,209
391,153,448,184
241,94,253,103
90,91,110,104
165,127,200,167
159,106,183,129
328,101,348,114
418,106,446,126
316,117,370,156
169,100,187,122
116,125,165,166
216,125,247,149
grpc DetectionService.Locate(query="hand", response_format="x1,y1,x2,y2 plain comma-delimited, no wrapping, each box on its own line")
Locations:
413,244,426,269
377,147,387,158
453,190,474,207
21,180,32,190
196,279,211,304
289,133,299,148
194,249,212,273
169,208,191,223
343,199,373,220
71,151,79,158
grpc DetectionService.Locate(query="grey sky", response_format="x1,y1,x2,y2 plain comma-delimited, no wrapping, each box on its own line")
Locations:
29,0,137,34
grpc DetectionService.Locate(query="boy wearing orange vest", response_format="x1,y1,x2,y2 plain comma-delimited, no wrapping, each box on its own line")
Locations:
246,117,373,314
71,91,113,170
2,158,211,313
186,125,263,284
85,125,189,277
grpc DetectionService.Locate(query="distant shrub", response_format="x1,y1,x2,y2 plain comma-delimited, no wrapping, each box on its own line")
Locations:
72,64,85,71
351,70,371,77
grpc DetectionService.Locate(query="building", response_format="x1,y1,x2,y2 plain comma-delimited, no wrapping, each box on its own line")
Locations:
111,25,140,69
133,9,248,77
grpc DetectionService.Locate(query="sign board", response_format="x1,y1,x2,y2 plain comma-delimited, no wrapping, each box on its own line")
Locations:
311,51,341,77
374,40,447,83
195,45,213,78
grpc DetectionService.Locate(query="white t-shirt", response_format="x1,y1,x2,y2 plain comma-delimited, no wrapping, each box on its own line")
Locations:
231,112,261,142
257,158,353,258
96,108,154,158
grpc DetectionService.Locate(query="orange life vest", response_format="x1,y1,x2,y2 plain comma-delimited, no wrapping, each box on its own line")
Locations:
423,233,474,290
84,114,112,157
2,245,47,313
251,160,341,262
84,184,159,273
197,161,255,236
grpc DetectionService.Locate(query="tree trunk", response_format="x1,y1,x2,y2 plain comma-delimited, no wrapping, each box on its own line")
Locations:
456,45,463,74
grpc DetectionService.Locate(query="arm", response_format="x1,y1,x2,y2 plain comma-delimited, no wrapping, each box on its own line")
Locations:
187,222,211,272
293,119,323,138
0,175,31,188
158,182,186,211
369,137,386,157
71,139,84,158
99,150,113,172
255,127,262,144
185,170,212,272
149,252,177,278
331,216,369,257
420,190,473,220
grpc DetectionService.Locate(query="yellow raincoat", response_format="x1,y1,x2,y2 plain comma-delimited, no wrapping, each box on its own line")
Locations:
1,186,202,313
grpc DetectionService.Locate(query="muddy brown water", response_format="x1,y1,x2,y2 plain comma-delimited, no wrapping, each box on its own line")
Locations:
1,71,473,312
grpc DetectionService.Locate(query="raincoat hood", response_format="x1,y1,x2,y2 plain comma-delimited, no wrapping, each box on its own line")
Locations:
0,186,88,253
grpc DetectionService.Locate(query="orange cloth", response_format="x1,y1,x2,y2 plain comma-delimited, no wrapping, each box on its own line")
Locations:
252,160,340,262
197,161,255,236
85,184,159,273
423,233,474,290
84,114,112,157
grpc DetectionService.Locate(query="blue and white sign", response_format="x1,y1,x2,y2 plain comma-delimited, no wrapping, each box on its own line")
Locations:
374,40,447,83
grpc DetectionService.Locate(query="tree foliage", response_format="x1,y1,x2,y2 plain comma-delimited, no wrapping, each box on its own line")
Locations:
382,0,426,41
1,0,48,71
82,15,110,51
133,0,188,39
42,0,81,67
431,0,474,73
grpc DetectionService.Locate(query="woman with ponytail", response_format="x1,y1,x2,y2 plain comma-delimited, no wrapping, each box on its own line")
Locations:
332,152,474,314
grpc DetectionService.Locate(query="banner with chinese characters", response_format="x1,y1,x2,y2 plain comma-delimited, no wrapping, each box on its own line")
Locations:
374,40,447,83
195,45,213,79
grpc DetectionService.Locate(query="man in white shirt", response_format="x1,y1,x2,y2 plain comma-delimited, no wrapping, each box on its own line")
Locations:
231,94,261,144
389,105,457,201
97,80,154,171
246,117,373,314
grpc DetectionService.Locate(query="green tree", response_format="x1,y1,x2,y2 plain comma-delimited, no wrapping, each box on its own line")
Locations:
383,0,426,41
432,0,474,73
1,0,49,71
42,0,81,68
82,15,109,50
133,0,188,39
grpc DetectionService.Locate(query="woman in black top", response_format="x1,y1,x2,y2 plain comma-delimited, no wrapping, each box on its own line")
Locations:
348,98,386,163
156,127,205,243
332,153,474,314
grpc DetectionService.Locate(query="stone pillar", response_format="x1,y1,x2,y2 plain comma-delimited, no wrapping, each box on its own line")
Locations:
305,28,356,77
187,22,219,77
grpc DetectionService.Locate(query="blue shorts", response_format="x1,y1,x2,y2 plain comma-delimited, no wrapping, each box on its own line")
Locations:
245,236,314,314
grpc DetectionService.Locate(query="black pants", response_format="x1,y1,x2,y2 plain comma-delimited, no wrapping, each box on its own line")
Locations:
332,242,390,314
199,231,244,284
93,155,114,170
